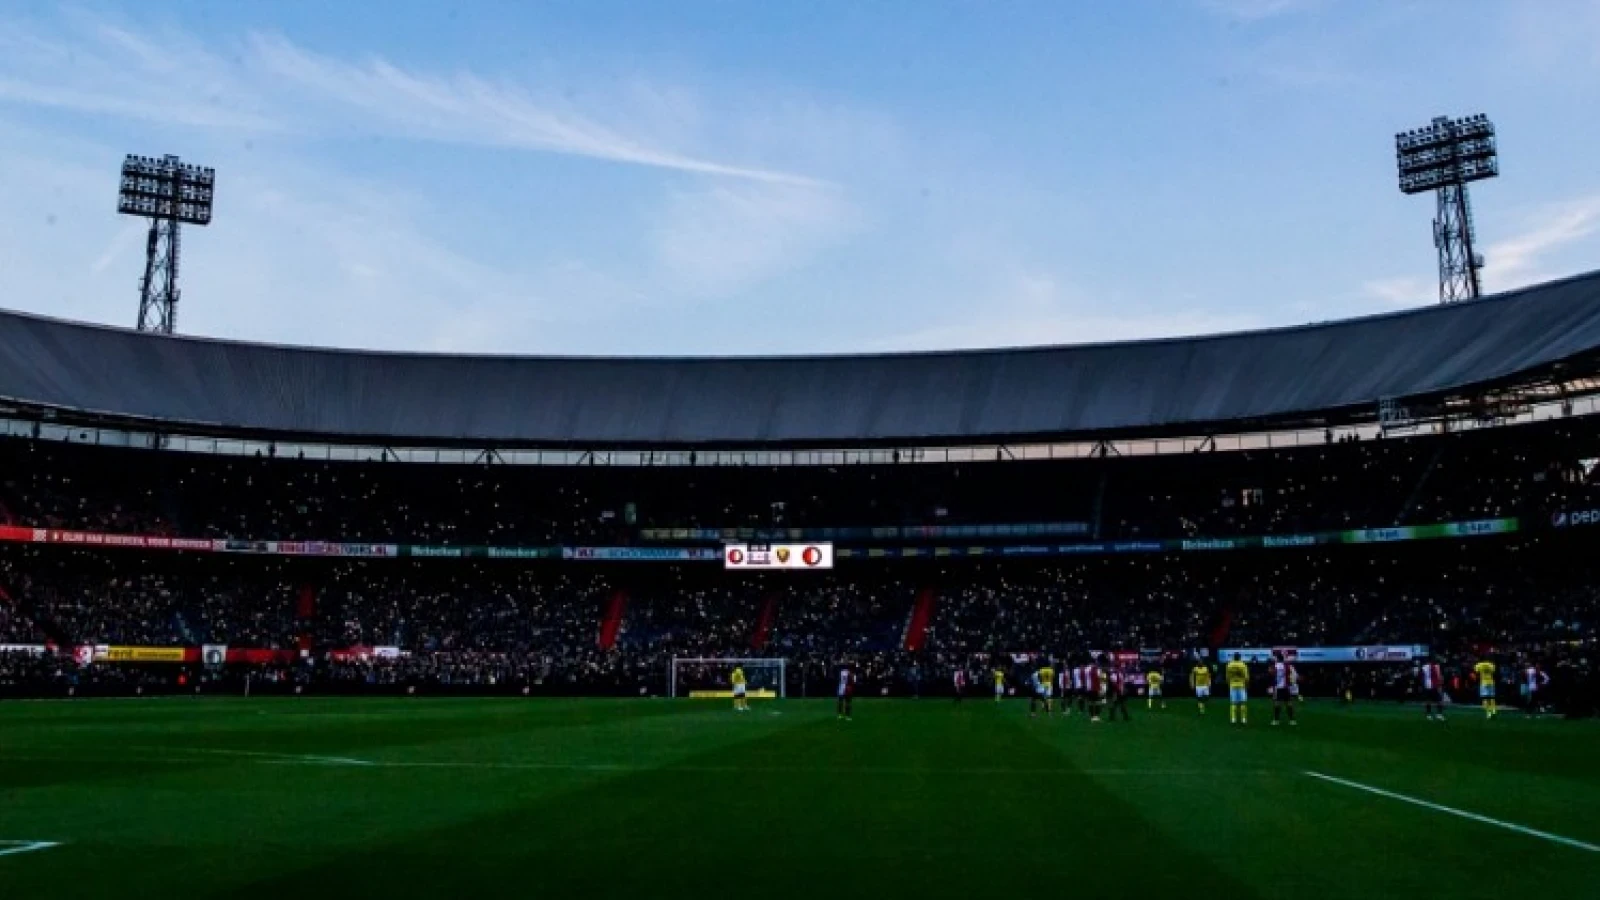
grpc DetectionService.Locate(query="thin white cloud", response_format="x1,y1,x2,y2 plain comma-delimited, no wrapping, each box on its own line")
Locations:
246,34,822,186
0,14,820,185
651,182,858,297
1503,0,1600,74
201,167,571,351
1482,196,1600,290
0,16,285,132
0,141,143,328
1361,196,1600,307
1362,276,1434,308
1200,0,1320,23
878,307,1262,352
869,269,1259,351
88,219,148,275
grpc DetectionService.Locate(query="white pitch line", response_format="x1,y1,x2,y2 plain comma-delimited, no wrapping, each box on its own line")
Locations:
158,747,375,766
231,751,373,767
0,753,1273,777
1303,771,1600,853
0,841,62,858
254,761,1271,777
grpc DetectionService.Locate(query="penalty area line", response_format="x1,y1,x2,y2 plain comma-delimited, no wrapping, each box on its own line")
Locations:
0,755,1273,777
156,747,376,766
1303,771,1600,853
0,841,62,858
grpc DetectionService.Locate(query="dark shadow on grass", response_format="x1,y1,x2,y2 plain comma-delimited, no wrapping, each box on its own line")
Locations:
225,705,1263,900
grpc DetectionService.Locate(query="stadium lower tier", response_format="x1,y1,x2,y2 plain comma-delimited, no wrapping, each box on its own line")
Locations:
1,535,1595,710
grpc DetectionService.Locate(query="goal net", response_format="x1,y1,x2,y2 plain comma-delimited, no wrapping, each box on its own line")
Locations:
669,657,787,699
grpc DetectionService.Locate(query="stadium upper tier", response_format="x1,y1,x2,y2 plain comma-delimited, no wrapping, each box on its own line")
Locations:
3,270,1600,447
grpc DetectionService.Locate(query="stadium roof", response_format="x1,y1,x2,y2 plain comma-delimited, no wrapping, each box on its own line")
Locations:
3,270,1600,448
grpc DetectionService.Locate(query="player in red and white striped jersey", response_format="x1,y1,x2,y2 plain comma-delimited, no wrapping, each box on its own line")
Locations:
1418,657,1446,721
836,664,856,720
1085,660,1105,722
1521,663,1550,714
1105,666,1130,721
1270,652,1298,726
952,667,967,703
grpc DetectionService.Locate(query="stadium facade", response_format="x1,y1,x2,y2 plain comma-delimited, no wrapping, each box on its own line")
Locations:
1,272,1598,713
2,269,1600,449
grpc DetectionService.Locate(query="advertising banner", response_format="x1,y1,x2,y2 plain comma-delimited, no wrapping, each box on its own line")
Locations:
1218,645,1428,664
565,547,722,562
1341,527,1412,544
687,689,778,699
224,648,298,664
1303,645,1427,663
484,547,559,559
723,543,834,570
104,646,191,663
41,530,212,551
1342,519,1515,544
277,541,397,558
1552,509,1600,528
642,522,1089,542
201,644,228,666
400,545,559,559
403,545,465,558
0,643,47,655
1435,519,1517,538
0,516,1522,564
326,645,405,662
1217,648,1286,663
219,539,397,557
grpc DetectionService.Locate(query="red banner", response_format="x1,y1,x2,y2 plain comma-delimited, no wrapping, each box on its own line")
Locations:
0,525,40,543
226,648,297,664
42,530,213,551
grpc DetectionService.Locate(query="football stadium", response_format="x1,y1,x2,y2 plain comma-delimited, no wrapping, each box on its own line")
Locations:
3,274,1600,897
5,6,1600,899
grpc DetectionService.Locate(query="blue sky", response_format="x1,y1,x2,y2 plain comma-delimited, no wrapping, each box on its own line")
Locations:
0,0,1596,355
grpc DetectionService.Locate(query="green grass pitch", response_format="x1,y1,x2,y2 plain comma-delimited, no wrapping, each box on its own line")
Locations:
2,697,1598,898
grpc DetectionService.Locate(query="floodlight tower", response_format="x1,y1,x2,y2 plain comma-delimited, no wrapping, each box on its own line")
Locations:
117,154,216,333
1395,115,1498,303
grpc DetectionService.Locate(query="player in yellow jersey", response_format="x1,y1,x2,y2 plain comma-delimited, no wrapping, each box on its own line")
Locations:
1146,670,1165,709
730,665,749,713
1474,658,1498,718
993,668,1005,702
1191,663,1212,714
1031,662,1055,717
1225,653,1250,725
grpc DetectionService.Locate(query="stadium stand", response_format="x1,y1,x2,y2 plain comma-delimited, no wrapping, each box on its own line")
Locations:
2,273,1600,713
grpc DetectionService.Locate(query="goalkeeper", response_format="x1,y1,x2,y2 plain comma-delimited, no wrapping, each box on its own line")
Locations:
731,665,749,713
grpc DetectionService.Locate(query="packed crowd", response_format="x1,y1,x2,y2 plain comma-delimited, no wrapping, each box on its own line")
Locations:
0,534,1594,705
1,417,1597,709
3,418,1597,548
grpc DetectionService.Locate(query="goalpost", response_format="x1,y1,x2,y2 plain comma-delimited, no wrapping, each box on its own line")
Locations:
669,657,788,699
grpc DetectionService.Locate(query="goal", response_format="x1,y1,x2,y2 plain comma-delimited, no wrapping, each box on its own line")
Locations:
669,657,788,699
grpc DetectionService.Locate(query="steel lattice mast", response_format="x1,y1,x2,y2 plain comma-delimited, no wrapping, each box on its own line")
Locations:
1395,115,1499,303
118,154,216,333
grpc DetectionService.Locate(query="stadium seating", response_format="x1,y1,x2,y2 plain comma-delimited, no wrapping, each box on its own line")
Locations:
1,415,1597,712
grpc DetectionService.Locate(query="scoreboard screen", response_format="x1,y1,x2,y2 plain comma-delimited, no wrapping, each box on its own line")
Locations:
723,543,833,570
